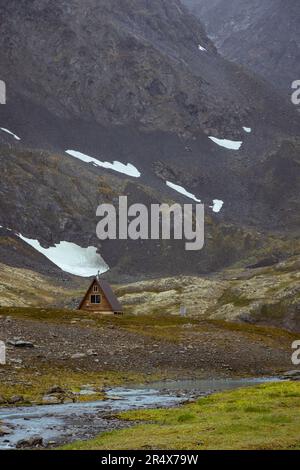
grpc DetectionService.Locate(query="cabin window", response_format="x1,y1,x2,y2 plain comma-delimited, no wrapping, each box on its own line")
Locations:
93,285,98,292
91,294,101,304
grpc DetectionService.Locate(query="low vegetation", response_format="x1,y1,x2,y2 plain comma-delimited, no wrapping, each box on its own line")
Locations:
64,381,300,450
0,364,148,405
0,307,296,345
0,262,82,307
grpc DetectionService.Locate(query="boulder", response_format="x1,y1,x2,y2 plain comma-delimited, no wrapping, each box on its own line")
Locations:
16,435,43,448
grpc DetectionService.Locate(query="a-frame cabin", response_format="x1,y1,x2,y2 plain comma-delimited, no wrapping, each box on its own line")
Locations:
78,276,123,314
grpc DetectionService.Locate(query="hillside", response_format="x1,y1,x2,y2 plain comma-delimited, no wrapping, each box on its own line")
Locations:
0,250,299,332
0,0,299,278
182,0,300,97
115,254,300,332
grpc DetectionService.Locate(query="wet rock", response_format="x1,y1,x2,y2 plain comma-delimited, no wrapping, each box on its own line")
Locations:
0,426,11,436
42,395,61,404
16,435,43,448
282,370,300,379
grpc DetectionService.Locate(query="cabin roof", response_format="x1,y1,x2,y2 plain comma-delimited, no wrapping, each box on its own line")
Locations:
79,277,123,311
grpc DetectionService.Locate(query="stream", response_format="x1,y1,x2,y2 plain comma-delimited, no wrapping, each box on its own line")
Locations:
0,377,279,449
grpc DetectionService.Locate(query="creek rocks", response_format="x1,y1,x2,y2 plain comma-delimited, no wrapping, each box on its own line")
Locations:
42,395,62,405
43,385,76,404
42,394,75,404
16,435,44,449
282,370,300,380
0,426,12,436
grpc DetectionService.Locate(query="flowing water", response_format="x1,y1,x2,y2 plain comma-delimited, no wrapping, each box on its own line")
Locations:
0,377,279,449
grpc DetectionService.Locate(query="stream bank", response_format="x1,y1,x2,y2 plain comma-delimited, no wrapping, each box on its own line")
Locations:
0,377,279,449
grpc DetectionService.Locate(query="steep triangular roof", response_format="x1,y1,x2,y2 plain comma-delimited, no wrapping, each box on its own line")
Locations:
79,277,123,311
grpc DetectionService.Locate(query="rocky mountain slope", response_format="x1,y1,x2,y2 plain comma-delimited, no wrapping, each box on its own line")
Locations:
182,0,300,97
2,0,296,136
0,0,299,279
115,254,300,331
0,143,284,280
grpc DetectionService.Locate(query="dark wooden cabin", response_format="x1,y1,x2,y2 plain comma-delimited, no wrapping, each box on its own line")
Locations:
78,277,123,314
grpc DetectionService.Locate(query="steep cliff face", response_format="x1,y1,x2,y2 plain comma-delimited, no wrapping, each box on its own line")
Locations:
0,0,299,279
182,0,300,97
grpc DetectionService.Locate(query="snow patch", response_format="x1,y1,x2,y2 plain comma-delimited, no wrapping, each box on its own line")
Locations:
166,181,201,203
18,236,109,277
198,44,207,52
0,225,12,231
0,127,21,141
243,127,252,133
210,199,224,213
65,150,141,178
208,136,243,150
